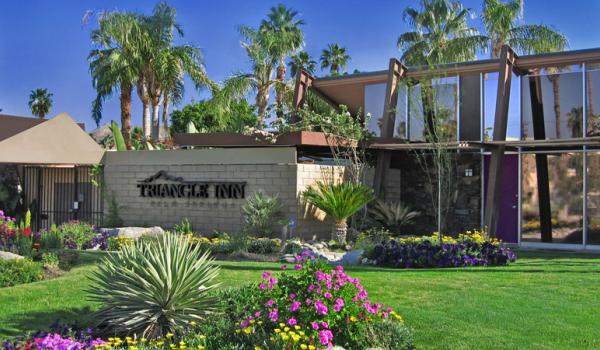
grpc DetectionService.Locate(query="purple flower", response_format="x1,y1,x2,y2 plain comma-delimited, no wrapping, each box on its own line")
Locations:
333,298,344,312
261,271,272,279
294,264,302,270
287,318,297,326
266,299,275,307
289,301,301,312
311,321,319,330
268,308,279,322
314,299,328,315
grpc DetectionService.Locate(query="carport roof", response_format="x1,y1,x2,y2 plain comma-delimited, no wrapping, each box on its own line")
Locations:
0,113,104,165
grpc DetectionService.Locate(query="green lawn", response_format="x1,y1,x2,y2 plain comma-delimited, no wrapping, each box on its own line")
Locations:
1,250,599,349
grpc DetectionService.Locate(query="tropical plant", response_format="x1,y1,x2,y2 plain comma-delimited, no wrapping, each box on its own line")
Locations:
173,218,194,235
110,121,127,151
481,0,567,58
241,191,287,237
320,43,350,76
104,193,124,228
89,11,142,148
258,4,304,117
398,0,487,66
88,232,220,338
288,50,317,77
28,88,53,119
170,99,256,134
368,200,420,234
303,182,374,243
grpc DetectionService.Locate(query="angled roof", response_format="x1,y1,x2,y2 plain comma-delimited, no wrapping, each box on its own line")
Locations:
0,114,46,142
0,113,104,165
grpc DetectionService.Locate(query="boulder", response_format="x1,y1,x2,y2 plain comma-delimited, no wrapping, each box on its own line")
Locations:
100,226,164,239
280,254,297,264
0,251,23,261
340,249,364,266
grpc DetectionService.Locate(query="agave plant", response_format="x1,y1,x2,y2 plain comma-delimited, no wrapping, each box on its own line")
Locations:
368,199,420,234
87,232,220,337
303,181,374,243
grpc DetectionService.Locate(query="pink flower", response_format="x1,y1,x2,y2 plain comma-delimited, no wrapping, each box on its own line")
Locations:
333,298,344,312
269,308,279,322
305,298,312,305
281,264,287,270
266,299,275,307
287,317,297,326
290,301,301,312
324,292,332,299
259,283,267,289
318,330,333,345
261,271,272,279
314,299,328,315
311,321,320,330
289,293,296,299
294,264,302,270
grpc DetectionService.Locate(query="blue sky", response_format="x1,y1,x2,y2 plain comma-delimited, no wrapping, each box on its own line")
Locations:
1,0,600,130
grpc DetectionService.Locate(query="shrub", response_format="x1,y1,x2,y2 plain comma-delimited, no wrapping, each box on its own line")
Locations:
104,194,124,228
88,232,221,338
0,258,44,287
174,218,194,235
302,181,374,243
56,250,79,270
107,236,134,251
59,221,96,249
282,240,303,254
40,224,64,250
366,230,517,268
229,252,412,349
241,192,287,237
41,252,60,268
247,238,281,254
368,199,420,234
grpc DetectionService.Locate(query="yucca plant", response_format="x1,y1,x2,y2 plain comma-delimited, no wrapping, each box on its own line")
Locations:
368,199,420,234
303,181,374,243
87,232,220,338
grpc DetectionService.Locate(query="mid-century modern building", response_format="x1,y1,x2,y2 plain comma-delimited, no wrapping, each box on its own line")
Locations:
3,45,600,250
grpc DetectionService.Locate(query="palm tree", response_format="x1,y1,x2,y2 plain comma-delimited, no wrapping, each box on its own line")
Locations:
223,28,278,127
288,51,317,77
398,0,487,66
89,11,142,148
320,43,350,76
28,88,53,120
258,4,304,117
303,181,374,243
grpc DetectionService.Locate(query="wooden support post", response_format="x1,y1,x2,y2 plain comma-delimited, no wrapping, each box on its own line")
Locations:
529,75,553,242
484,45,517,237
373,59,406,197
291,69,315,123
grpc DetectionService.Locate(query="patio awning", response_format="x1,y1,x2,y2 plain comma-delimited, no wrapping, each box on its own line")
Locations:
0,113,105,165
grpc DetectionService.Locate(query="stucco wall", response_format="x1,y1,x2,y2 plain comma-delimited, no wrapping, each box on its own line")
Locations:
102,148,345,238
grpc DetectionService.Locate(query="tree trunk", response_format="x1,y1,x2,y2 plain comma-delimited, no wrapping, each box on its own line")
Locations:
120,84,133,149
587,70,595,135
161,95,170,140
550,75,561,138
332,219,347,243
275,63,286,119
137,81,152,139
256,85,269,128
151,97,161,141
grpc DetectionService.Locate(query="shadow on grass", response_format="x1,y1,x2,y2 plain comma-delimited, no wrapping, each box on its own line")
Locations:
0,306,96,338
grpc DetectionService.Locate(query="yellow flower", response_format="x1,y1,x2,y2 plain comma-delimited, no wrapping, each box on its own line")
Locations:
350,315,358,322
279,323,286,328
294,325,301,330
300,345,308,350
274,328,281,333
257,321,263,325
235,329,241,334
197,346,205,350
284,327,290,332
254,347,263,350
169,344,176,349
166,333,174,339
243,327,253,334
309,345,316,350
190,321,197,326
198,335,206,340
140,338,147,343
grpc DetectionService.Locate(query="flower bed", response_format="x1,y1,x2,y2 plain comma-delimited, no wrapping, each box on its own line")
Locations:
364,231,516,268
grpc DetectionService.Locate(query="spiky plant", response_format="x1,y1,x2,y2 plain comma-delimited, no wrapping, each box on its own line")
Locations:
241,191,287,237
303,182,374,243
87,232,220,338
368,199,421,234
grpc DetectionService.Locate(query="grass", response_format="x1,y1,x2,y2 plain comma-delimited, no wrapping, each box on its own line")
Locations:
1,250,600,349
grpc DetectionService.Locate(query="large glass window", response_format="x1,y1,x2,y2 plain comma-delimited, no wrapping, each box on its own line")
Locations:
586,63,600,136
521,65,583,140
408,77,458,142
483,72,521,141
521,152,584,244
364,83,386,137
586,151,600,245
393,84,408,138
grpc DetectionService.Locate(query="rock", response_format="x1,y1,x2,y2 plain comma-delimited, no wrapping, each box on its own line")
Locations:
0,251,23,261
280,254,297,263
340,249,364,265
100,226,164,239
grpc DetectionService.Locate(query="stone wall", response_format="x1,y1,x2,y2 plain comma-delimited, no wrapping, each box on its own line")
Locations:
102,148,345,239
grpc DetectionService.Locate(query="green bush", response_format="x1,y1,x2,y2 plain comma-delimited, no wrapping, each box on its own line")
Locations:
88,232,221,338
0,258,44,287
247,238,281,254
173,218,194,235
56,250,79,270
40,224,63,249
282,240,303,254
241,191,287,237
41,252,59,268
359,318,415,350
59,221,96,249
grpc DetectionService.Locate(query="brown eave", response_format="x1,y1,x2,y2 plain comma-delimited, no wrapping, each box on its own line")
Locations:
173,131,357,148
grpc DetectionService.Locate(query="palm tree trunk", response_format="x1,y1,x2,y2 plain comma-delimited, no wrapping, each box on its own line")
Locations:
332,219,347,243
275,63,286,119
161,95,170,140
137,81,152,139
120,84,133,149
587,70,595,135
550,76,561,138
151,97,161,140
256,85,269,128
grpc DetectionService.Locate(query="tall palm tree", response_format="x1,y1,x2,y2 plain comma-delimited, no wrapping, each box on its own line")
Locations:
482,0,568,139
398,0,487,66
320,43,350,76
223,28,278,127
258,4,304,117
28,88,53,120
89,11,142,148
288,51,317,77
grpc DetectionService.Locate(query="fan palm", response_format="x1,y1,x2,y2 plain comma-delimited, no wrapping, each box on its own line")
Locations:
288,51,317,77
320,43,350,76
89,11,142,148
398,0,487,66
259,4,304,117
28,88,53,120
303,181,374,243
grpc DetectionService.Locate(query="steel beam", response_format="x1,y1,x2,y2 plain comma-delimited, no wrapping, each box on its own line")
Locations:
291,69,315,123
484,45,517,237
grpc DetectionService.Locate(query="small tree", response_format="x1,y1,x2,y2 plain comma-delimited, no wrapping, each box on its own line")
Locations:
303,181,374,243
28,88,53,119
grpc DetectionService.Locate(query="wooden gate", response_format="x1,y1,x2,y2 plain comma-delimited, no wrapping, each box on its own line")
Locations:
22,166,103,231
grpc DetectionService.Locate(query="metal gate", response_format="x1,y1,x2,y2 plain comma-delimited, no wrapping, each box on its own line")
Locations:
22,166,103,231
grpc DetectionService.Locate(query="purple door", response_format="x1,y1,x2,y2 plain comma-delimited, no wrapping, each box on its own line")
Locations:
484,154,519,243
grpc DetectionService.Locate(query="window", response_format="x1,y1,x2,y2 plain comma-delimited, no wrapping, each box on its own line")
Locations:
483,71,521,141
408,77,458,142
586,63,600,136
393,84,408,138
364,83,386,137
